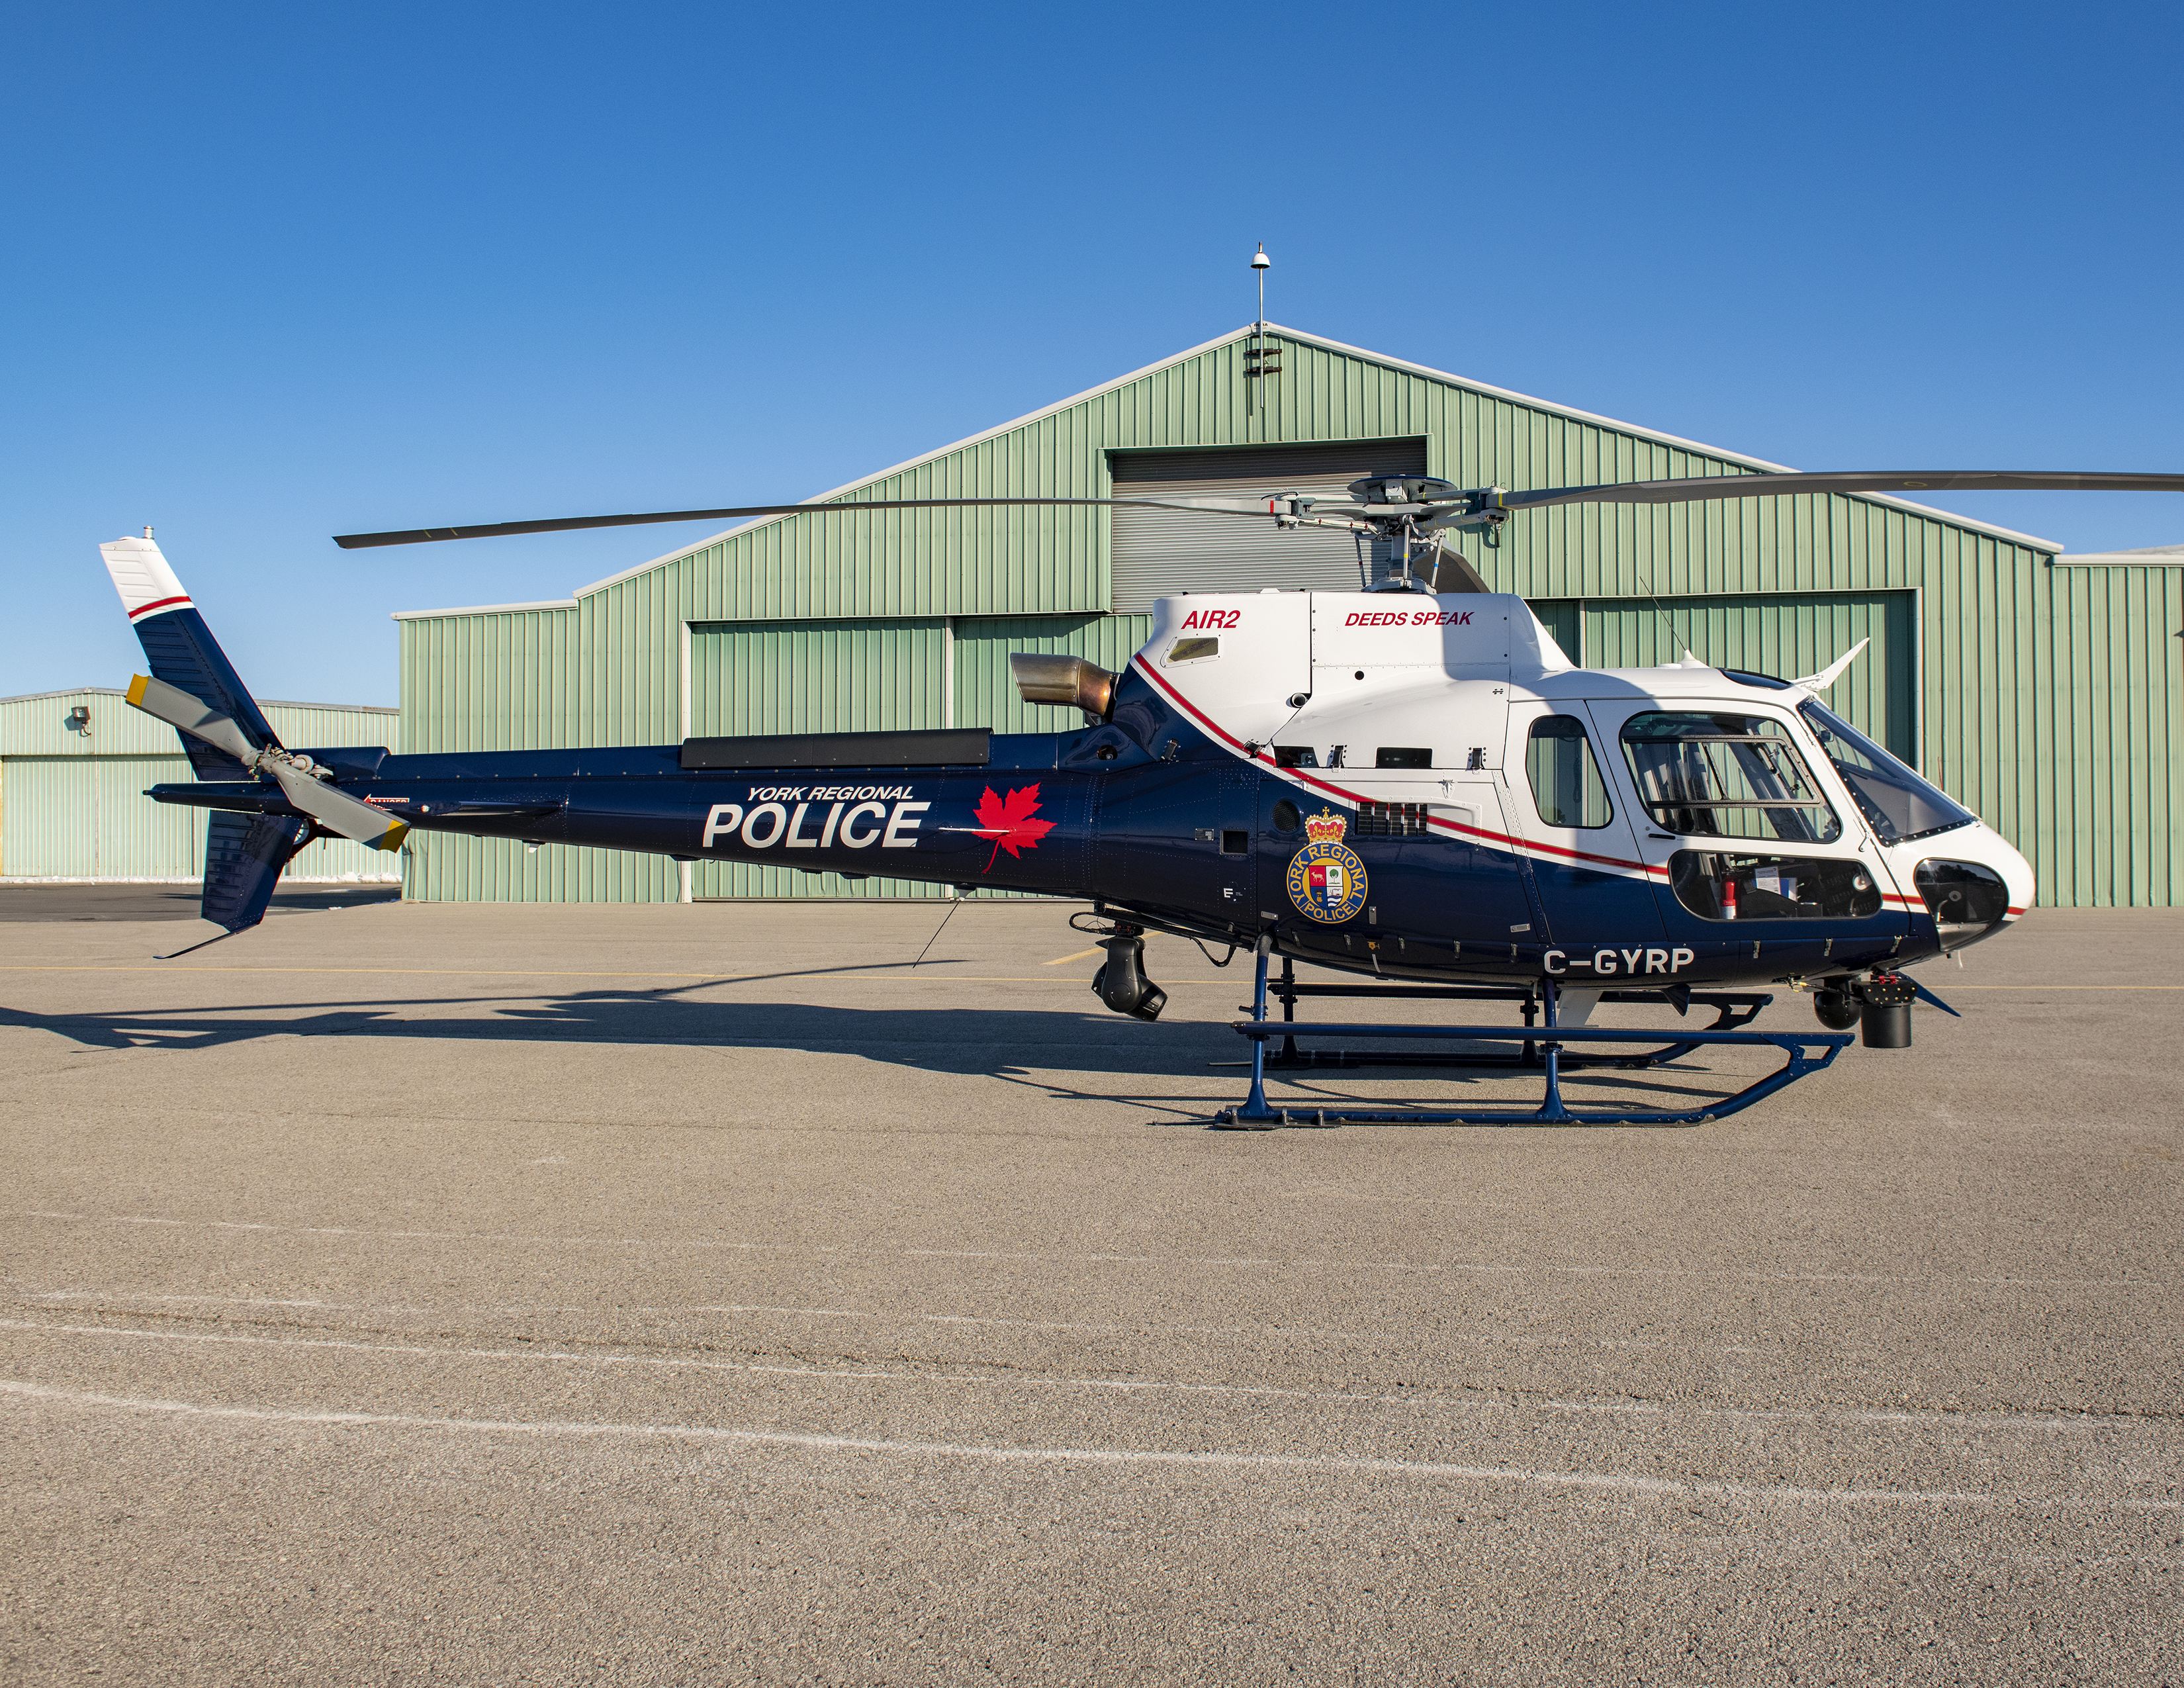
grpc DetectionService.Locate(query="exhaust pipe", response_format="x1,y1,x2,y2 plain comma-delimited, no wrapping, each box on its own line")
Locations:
1092,933,1166,1021
1009,653,1118,722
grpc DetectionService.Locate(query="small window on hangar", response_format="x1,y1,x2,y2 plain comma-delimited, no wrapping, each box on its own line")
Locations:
1107,438,1429,614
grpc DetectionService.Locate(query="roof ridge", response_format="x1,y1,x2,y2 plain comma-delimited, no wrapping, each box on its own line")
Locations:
0,686,395,711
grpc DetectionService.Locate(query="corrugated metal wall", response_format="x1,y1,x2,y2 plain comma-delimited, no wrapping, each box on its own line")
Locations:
395,328,2184,906
0,688,401,882
952,614,1153,737
1529,592,1917,757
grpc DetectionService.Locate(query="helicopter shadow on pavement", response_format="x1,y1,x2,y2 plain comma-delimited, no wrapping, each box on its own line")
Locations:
0,982,1762,1120
0,984,1244,1087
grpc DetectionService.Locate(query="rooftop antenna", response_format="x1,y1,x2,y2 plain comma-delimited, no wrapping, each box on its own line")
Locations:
143,526,153,539
1246,244,1278,421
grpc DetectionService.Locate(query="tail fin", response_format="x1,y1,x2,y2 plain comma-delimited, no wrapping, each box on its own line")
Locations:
99,534,281,779
203,812,317,934
101,534,394,945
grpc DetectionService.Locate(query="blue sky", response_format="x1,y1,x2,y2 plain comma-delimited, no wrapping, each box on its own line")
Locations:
5,1,2179,706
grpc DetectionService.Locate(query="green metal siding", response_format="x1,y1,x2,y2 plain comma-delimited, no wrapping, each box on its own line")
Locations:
394,328,2183,907
691,618,948,736
952,614,1153,736
0,688,399,881
3,759,103,876
394,609,586,756
2027,562,2184,907
1529,592,1917,757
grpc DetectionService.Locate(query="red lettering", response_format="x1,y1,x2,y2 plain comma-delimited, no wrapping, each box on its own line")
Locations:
1224,610,1240,628
1345,612,1361,626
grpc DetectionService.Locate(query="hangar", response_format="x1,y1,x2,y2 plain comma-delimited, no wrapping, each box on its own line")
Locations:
0,687,398,884
369,322,2168,910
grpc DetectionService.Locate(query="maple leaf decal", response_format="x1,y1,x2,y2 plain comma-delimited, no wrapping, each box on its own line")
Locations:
970,784,1055,872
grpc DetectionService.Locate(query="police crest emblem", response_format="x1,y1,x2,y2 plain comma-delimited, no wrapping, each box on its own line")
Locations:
1285,809,1369,924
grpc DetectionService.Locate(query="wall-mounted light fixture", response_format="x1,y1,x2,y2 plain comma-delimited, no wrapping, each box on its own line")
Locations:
66,705,91,735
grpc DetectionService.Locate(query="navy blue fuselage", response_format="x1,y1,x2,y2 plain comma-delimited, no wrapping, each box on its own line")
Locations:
147,664,1936,988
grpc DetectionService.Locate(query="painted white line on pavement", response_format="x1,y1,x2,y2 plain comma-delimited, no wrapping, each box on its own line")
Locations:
1,1374,2050,1511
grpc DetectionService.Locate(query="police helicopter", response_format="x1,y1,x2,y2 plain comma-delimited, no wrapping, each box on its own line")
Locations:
101,463,2184,1126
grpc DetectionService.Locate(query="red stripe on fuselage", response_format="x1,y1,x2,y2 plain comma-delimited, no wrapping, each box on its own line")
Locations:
1128,655,1666,879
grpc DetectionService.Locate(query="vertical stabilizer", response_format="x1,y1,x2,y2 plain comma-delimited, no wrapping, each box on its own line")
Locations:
99,534,282,778
201,812,316,934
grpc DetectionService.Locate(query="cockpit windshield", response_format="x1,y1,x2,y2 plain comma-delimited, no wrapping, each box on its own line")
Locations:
1797,700,1976,845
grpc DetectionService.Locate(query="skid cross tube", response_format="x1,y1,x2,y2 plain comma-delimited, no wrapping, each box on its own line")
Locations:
1214,976,1852,1129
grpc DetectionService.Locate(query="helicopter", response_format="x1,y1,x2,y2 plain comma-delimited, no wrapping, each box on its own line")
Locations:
101,464,2184,1127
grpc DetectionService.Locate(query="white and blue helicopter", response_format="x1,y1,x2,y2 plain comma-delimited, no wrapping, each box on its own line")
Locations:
104,467,2180,1127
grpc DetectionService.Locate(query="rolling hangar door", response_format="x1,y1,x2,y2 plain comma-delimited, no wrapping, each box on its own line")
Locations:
0,754,200,878
1525,591,1918,757
1107,438,1429,612
682,613,1151,899
1,688,402,884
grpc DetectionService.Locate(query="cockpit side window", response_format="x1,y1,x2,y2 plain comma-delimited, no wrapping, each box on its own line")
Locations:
1525,716,1613,829
1619,712,1841,844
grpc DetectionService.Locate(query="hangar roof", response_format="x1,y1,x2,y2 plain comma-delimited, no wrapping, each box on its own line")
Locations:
0,687,394,759
394,322,2062,622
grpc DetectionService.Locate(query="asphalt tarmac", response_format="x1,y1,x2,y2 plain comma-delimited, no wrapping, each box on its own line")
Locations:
3,897,2179,1685
0,883,400,922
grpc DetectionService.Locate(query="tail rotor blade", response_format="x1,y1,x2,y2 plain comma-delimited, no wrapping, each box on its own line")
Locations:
126,673,263,765
127,673,406,851
263,761,409,852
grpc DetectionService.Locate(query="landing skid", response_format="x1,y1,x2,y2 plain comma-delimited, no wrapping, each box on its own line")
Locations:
1210,952,1852,1129
1212,962,1774,1072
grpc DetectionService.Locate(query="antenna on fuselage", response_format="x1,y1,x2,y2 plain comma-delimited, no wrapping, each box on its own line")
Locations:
1632,563,1698,666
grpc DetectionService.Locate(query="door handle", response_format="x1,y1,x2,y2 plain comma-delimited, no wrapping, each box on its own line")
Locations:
1648,832,1674,840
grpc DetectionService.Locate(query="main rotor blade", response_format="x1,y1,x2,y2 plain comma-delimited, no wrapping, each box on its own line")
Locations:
1490,470,2184,514
333,495,1283,549
126,673,264,765
263,762,410,851
335,470,2184,551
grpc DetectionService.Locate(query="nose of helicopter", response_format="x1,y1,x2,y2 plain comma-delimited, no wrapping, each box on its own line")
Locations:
1995,831,2036,919
1902,823,2034,952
